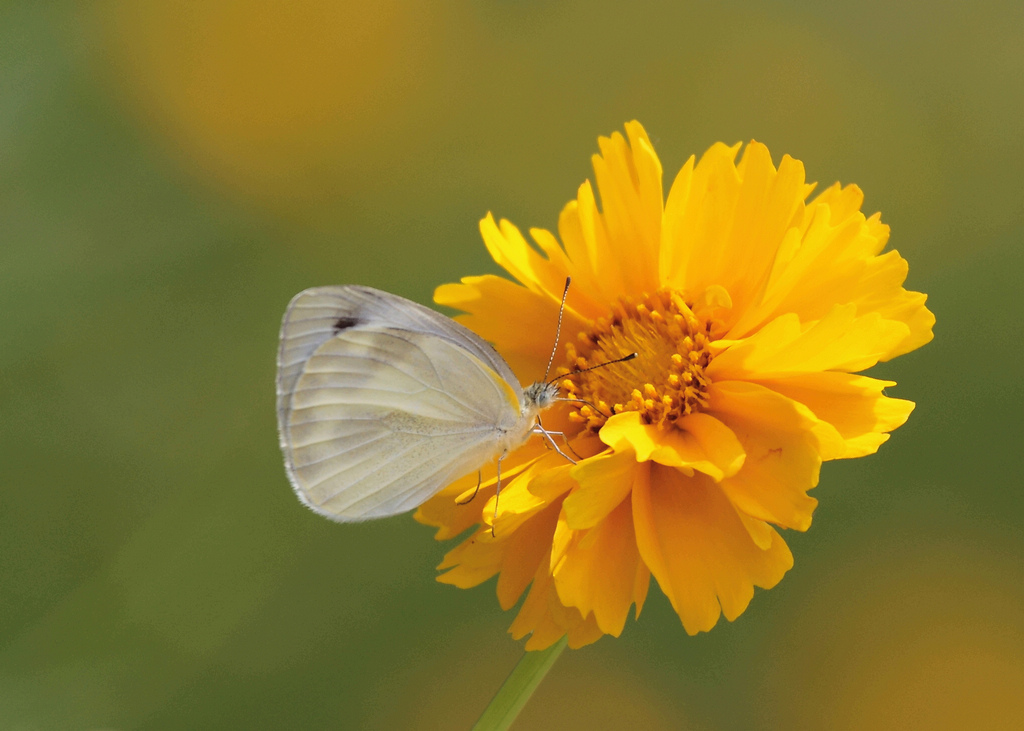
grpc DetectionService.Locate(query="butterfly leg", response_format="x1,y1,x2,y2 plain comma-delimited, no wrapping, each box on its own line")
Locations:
490,452,506,538
532,423,579,464
455,470,483,505
540,429,583,462
534,415,580,463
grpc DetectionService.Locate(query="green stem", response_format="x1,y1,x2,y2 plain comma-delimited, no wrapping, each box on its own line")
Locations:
471,637,568,731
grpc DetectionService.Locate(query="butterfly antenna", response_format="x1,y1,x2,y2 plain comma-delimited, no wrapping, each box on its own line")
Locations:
554,396,612,420
542,277,572,382
547,352,638,386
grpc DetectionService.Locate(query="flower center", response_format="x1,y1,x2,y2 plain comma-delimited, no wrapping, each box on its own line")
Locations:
557,289,716,431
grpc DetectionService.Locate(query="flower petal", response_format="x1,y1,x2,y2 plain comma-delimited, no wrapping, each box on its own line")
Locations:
753,372,916,459
570,180,623,302
509,547,605,651
708,380,836,531
528,225,608,320
676,412,747,478
632,463,794,634
659,152,696,285
495,502,562,610
525,433,602,500
563,448,635,530
661,142,742,292
726,189,934,358
435,274,588,382
478,210,611,321
436,528,505,589
483,452,565,536
551,496,650,636
844,249,935,359
558,196,616,306
590,121,663,295
598,411,744,481
414,441,545,539
709,305,910,379
736,510,776,551
805,181,869,226
508,557,566,650
661,142,809,330
478,213,567,300
437,499,561,611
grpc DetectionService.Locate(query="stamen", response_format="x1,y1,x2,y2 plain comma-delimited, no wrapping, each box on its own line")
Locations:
556,288,722,431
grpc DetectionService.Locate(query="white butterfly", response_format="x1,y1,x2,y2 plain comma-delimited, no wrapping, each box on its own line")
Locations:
276,285,576,522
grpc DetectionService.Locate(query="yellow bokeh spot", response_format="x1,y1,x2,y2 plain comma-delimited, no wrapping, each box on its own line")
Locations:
93,0,441,211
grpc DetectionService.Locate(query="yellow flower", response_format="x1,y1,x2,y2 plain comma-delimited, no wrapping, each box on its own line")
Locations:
415,122,934,650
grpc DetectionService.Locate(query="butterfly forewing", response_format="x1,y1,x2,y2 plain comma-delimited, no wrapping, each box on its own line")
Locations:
277,286,519,428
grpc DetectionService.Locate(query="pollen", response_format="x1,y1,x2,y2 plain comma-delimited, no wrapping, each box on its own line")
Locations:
557,289,717,430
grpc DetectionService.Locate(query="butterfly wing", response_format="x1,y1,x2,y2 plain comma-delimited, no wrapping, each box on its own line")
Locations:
277,286,524,521
277,285,520,426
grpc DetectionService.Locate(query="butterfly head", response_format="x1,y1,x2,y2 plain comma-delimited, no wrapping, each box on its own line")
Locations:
522,380,560,412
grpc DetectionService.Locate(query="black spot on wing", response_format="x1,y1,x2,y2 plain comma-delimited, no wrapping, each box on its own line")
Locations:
333,316,360,332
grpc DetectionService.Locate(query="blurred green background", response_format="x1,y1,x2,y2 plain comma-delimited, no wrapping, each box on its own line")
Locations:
2,1,1022,729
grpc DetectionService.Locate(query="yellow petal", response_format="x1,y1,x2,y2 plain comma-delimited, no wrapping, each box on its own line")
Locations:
661,141,809,333
708,381,825,531
526,459,577,503
437,499,561,611
850,250,935,359
676,412,747,478
414,442,545,539
509,549,604,651
551,497,649,636
709,305,910,380
632,464,793,634
727,192,934,360
435,274,588,383
713,145,809,325
509,557,563,648
564,612,604,649
753,372,916,459
735,510,775,551
481,455,559,537
589,122,663,295
659,153,696,286
479,212,567,300
575,178,622,297
436,527,505,589
598,411,744,481
661,141,742,295
563,448,635,530
495,502,561,610
805,182,867,226
528,225,608,320
557,197,609,303
467,210,615,322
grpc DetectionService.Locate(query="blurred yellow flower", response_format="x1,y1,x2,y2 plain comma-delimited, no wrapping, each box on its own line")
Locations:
415,121,934,650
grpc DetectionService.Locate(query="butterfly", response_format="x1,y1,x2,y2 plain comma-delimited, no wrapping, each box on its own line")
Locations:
276,281,633,523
